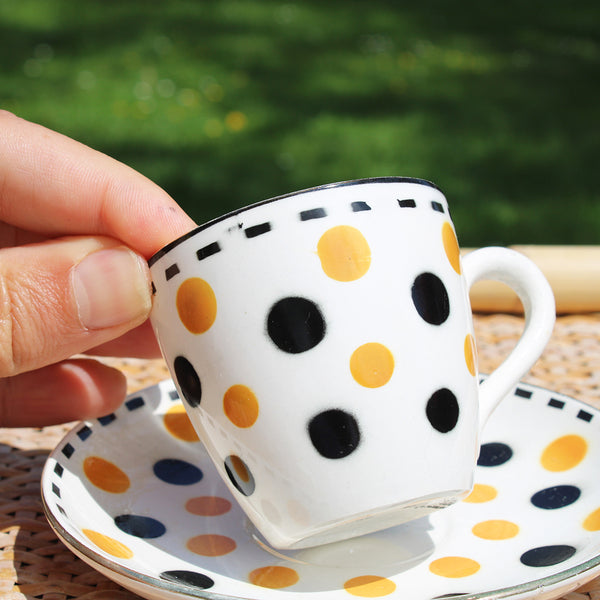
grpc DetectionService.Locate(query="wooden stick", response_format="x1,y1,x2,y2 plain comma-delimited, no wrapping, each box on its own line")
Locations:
463,246,600,314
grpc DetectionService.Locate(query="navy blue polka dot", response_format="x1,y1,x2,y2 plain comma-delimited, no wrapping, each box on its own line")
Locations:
160,570,214,589
530,485,581,509
114,514,166,539
153,458,203,485
477,442,513,467
520,545,577,567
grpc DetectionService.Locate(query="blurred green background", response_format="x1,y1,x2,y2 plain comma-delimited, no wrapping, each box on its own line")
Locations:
1,0,598,247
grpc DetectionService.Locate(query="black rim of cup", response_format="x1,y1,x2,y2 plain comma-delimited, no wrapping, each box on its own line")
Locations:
148,176,440,266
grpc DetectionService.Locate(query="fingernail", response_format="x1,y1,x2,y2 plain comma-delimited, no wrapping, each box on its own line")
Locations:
72,248,151,330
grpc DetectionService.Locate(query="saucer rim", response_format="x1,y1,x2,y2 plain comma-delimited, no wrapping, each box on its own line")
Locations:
41,379,600,600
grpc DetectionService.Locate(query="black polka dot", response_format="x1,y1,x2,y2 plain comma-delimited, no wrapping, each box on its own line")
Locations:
267,296,326,353
530,485,581,510
173,356,202,407
308,409,360,459
411,272,450,325
160,570,214,589
114,514,166,539
224,455,255,496
426,388,459,433
520,545,577,567
477,442,513,467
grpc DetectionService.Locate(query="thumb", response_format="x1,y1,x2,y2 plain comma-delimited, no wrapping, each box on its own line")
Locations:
0,236,152,377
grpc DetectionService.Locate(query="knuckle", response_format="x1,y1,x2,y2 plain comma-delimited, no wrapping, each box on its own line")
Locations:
0,269,61,377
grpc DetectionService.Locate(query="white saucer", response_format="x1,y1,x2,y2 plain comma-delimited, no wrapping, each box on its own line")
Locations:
42,379,600,600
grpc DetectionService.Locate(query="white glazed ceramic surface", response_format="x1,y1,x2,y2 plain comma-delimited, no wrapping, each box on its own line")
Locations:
42,379,600,600
148,178,555,548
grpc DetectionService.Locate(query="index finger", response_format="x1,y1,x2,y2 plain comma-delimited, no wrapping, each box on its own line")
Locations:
0,111,196,258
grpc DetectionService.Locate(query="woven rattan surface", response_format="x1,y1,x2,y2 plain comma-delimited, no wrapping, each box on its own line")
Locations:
1,313,600,600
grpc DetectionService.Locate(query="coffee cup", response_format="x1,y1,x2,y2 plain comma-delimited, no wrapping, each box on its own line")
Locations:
148,177,555,549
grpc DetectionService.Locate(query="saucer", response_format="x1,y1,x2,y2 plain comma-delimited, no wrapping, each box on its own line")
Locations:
42,379,600,600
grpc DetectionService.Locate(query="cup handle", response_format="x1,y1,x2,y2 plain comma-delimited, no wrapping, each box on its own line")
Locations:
462,247,556,431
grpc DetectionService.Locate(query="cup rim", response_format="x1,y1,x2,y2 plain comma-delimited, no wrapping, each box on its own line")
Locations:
149,176,440,266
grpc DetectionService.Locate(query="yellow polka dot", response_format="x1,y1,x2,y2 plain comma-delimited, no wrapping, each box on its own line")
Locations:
230,455,250,483
463,484,498,503
464,333,477,376
164,404,199,441
83,456,130,493
249,566,299,589
261,499,282,525
541,434,588,472
429,556,481,578
350,343,395,388
442,222,461,274
472,519,519,540
82,529,133,559
317,225,371,282
287,499,311,526
344,575,397,597
185,496,232,516
187,534,236,556
223,384,259,428
176,277,217,334
584,507,600,531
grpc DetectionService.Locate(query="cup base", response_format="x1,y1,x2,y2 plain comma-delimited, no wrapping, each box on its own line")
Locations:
260,489,468,550
247,514,437,572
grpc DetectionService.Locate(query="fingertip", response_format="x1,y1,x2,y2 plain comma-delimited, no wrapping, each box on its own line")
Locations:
72,246,152,331
0,112,196,258
59,358,128,419
0,359,127,427
86,320,162,358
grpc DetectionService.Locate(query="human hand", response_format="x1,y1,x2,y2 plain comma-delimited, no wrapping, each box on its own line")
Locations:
0,111,196,427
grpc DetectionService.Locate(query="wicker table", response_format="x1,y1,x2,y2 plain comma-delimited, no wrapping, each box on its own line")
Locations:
2,313,600,600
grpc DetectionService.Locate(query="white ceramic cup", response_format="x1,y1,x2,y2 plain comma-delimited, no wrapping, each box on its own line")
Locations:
149,177,555,549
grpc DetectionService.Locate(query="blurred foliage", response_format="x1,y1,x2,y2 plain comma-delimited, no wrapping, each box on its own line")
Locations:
1,0,599,246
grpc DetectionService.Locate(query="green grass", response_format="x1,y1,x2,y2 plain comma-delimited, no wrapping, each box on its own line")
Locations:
1,0,598,246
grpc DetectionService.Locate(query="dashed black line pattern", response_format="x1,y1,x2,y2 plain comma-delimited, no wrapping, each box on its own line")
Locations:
161,197,448,282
